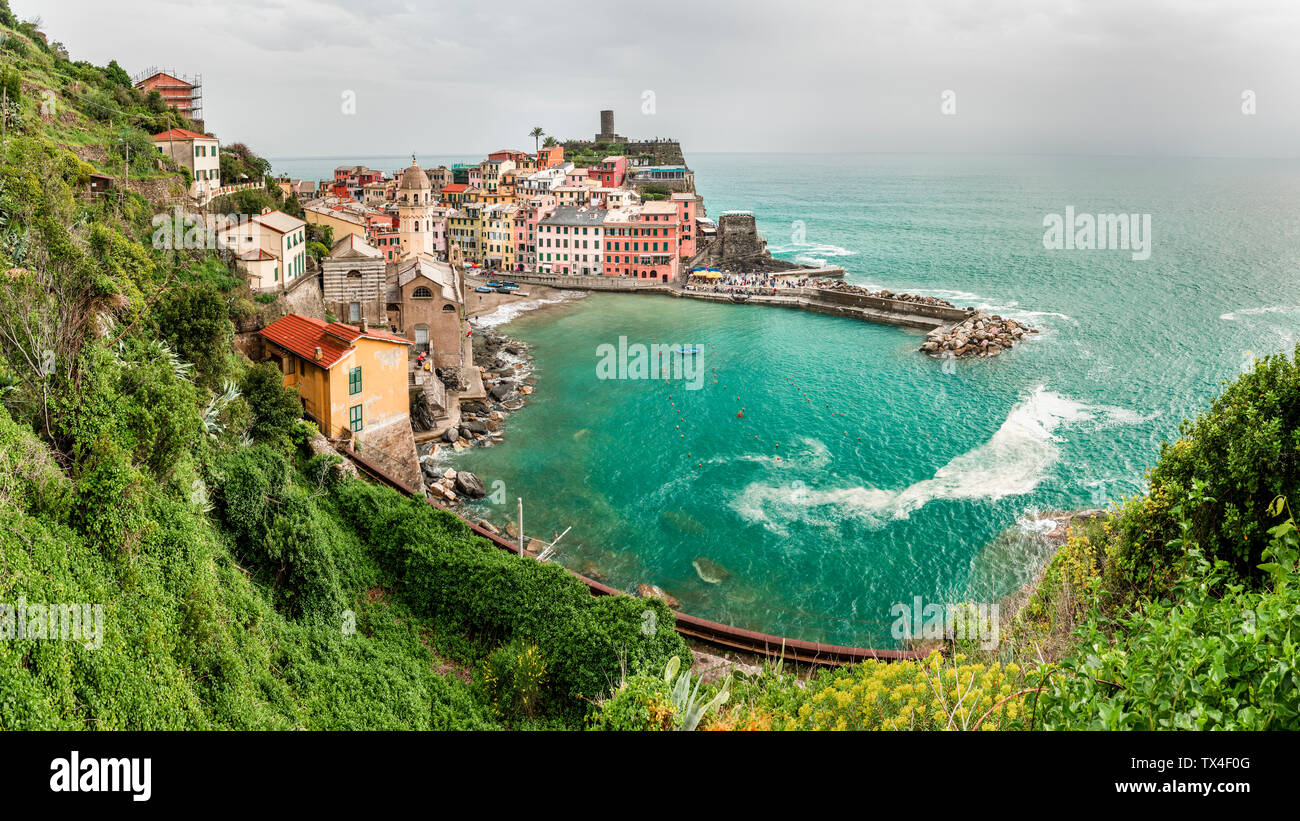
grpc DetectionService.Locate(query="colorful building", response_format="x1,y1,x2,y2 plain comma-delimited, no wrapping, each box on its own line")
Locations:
219,209,308,290
536,144,564,169
537,206,607,275
258,314,419,488
673,192,703,260
133,70,202,121
602,201,680,281
151,128,219,199
591,156,628,188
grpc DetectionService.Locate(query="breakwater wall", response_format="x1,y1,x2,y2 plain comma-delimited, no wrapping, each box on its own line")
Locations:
501,270,963,331
342,448,922,666
676,286,969,330
494,273,671,293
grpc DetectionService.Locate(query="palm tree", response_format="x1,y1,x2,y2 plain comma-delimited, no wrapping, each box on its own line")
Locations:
529,126,544,153
542,135,558,148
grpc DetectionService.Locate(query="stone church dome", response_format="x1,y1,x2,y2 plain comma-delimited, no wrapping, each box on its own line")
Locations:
399,160,431,191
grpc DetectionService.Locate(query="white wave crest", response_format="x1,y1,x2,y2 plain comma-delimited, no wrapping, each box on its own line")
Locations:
731,387,1140,533
768,241,856,258
1220,305,1300,322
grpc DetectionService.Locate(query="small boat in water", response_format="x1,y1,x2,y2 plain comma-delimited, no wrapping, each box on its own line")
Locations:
674,345,702,355
729,294,750,303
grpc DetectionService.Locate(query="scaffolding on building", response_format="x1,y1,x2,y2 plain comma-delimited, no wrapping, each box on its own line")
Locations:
131,67,203,122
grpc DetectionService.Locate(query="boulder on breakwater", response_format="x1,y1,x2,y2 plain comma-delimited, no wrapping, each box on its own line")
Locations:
920,311,1038,358
820,280,958,308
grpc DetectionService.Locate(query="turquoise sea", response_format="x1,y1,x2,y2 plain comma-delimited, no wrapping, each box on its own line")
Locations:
274,152,1300,647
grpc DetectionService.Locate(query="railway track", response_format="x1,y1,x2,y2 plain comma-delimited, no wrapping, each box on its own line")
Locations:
346,450,923,666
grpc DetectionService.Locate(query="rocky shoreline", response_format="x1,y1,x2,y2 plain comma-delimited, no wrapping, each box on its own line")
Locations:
920,310,1038,359
417,326,535,506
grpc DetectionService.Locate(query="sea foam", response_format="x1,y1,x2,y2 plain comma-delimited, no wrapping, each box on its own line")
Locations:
1220,305,1300,322
731,387,1139,532
471,290,586,329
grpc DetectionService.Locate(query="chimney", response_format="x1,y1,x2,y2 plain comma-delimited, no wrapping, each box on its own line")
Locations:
359,317,367,332
313,346,322,362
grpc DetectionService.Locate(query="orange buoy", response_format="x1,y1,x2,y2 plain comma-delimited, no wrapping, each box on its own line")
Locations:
737,411,744,418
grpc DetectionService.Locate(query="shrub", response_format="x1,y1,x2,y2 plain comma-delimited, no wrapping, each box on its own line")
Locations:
240,362,302,445
1032,496,1300,731
331,479,689,718
588,672,674,731
480,639,547,722
151,282,234,389
213,445,345,620
785,652,1025,731
1112,346,1300,590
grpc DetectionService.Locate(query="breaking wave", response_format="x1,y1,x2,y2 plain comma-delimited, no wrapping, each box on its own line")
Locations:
471,290,586,329
731,387,1139,533
1220,305,1300,322
768,241,856,258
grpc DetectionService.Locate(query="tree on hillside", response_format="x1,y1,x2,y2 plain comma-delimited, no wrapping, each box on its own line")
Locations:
104,60,132,89
241,362,303,445
529,127,544,152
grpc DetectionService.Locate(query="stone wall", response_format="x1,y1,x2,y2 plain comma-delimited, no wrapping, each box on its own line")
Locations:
504,273,669,292
812,288,969,322
625,140,685,166
322,257,387,326
282,271,325,318
353,415,422,490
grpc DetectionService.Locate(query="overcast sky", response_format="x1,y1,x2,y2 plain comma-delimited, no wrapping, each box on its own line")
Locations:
20,0,1300,159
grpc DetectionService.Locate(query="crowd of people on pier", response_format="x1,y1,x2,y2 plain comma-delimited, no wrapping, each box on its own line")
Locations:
682,272,818,295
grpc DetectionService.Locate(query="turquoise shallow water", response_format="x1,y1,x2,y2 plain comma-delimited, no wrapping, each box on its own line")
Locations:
281,152,1300,647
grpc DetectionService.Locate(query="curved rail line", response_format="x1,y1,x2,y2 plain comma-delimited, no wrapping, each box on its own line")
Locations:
343,450,923,666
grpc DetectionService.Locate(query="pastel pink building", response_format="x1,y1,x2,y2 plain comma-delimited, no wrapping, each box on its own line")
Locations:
518,194,556,272
602,201,680,282
672,192,702,260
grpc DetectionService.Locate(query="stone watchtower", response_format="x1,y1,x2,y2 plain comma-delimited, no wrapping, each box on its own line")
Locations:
397,156,435,260
595,109,624,142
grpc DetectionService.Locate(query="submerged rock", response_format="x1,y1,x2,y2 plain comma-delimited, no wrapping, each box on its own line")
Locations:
692,556,730,585
637,584,681,609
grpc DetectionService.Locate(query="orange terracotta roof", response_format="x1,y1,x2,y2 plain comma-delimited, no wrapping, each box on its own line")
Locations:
259,314,409,370
441,183,469,192
152,128,212,141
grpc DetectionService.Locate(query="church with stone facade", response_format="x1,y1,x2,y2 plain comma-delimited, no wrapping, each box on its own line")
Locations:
319,157,472,423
